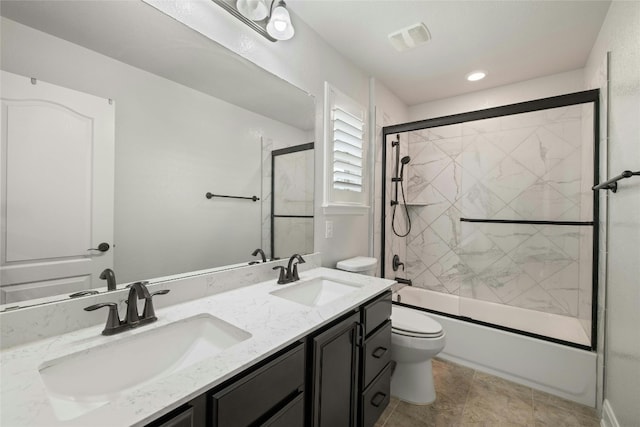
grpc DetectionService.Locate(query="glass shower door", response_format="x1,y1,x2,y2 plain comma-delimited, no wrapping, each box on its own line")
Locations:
455,103,596,348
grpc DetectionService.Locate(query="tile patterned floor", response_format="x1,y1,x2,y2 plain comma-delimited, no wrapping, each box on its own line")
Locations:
376,358,600,427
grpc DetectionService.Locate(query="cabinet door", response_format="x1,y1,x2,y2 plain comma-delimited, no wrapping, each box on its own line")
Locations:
310,312,360,427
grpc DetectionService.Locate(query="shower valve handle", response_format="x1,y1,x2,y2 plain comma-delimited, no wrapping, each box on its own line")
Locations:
392,255,404,271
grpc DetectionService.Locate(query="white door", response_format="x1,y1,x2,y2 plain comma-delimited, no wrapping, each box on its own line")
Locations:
0,71,115,305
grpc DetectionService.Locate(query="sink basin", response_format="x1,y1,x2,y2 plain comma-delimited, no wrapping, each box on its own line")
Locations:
39,314,251,420
270,277,364,307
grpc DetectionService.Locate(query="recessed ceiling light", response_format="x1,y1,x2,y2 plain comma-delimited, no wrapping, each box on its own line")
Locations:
466,71,487,81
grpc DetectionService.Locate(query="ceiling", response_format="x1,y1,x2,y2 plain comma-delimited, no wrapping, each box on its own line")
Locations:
1,1,611,113
288,0,611,106
0,0,315,130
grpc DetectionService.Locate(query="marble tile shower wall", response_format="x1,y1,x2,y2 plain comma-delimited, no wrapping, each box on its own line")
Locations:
272,148,314,258
404,105,594,318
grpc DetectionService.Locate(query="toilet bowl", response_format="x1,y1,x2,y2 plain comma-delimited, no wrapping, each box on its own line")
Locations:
390,305,446,405
334,257,445,405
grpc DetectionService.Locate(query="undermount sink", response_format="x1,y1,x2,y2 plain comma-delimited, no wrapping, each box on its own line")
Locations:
270,277,364,307
39,314,251,421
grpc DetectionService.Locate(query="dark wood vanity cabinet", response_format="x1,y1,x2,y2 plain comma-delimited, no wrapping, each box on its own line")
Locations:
308,312,360,427
307,290,393,427
146,290,392,427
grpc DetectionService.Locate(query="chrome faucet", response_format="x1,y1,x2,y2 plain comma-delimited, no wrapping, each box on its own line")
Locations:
100,268,117,291
273,254,306,284
84,281,170,335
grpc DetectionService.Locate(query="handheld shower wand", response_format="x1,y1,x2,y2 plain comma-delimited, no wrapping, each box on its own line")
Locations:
399,156,411,181
391,136,411,237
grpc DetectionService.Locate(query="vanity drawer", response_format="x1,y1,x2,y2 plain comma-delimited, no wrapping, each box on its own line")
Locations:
147,395,206,427
363,320,392,388
155,406,194,427
210,342,305,427
360,362,392,427
261,391,304,426
362,291,392,337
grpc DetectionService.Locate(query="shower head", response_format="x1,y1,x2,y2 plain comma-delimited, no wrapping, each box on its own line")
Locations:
399,156,411,180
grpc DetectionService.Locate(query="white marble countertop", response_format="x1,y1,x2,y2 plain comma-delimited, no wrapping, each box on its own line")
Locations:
0,267,394,427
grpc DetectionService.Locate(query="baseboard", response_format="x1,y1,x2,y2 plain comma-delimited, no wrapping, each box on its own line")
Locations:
601,399,620,427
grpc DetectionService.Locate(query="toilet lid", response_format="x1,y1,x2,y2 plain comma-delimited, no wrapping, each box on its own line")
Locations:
392,305,443,338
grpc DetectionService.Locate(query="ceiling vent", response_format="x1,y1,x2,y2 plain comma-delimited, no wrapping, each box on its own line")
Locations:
388,22,431,52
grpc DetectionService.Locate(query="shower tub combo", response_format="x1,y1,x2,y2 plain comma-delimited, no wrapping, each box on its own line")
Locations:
380,90,600,406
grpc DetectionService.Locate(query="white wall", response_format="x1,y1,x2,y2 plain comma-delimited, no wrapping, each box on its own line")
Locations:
408,69,585,121
584,2,640,425
1,18,307,283
372,80,410,276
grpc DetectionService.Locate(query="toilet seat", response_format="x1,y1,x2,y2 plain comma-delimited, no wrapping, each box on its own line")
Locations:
392,305,443,338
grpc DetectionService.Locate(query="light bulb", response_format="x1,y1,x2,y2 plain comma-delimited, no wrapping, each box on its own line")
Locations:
266,1,294,40
274,19,287,32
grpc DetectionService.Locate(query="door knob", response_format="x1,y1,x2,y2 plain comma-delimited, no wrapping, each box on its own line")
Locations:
88,242,110,252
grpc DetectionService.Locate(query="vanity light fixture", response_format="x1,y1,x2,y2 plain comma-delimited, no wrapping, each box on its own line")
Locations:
213,0,295,42
466,70,487,81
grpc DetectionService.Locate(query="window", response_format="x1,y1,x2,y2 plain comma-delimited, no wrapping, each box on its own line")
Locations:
323,82,369,214
332,106,364,192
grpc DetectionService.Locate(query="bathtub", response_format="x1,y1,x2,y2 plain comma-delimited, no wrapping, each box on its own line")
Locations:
395,286,597,407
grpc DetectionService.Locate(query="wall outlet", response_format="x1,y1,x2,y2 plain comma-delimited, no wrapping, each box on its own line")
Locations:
325,220,333,238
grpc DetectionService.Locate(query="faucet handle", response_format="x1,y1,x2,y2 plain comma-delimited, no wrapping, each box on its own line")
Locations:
142,289,170,321
151,289,170,297
273,266,287,284
84,303,122,335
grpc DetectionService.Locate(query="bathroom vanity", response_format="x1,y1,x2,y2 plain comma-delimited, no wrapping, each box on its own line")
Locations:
148,290,392,427
0,265,394,427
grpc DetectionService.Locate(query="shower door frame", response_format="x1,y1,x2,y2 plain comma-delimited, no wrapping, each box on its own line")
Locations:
381,89,600,351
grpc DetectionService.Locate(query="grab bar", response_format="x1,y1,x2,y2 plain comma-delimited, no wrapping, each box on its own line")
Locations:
593,170,640,193
459,218,593,226
205,192,259,202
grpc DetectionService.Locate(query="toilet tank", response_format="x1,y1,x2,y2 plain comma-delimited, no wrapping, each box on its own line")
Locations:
336,257,377,276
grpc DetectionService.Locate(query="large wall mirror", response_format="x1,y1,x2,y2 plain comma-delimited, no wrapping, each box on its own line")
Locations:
0,1,315,308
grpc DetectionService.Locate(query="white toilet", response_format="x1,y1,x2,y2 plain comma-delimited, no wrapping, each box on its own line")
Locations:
335,257,446,405
335,256,378,276
390,304,445,405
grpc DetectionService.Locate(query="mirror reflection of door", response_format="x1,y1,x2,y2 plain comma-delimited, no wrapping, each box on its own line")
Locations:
0,71,115,304
271,143,314,259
